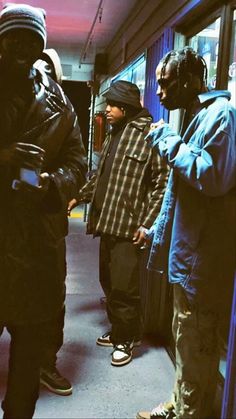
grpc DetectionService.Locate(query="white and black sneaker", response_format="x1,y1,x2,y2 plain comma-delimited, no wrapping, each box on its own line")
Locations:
111,341,134,366
96,331,113,347
96,331,141,347
137,402,176,419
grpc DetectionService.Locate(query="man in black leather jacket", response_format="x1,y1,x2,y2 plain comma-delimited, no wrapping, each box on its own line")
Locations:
34,48,74,397
0,3,87,417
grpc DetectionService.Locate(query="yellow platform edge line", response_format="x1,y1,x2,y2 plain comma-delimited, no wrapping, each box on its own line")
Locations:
69,211,84,219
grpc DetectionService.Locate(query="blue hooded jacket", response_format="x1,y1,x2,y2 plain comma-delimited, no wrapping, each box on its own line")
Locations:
147,91,236,295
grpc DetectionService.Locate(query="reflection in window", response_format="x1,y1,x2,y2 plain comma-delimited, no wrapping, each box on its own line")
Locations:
228,10,236,107
188,18,221,89
112,54,146,105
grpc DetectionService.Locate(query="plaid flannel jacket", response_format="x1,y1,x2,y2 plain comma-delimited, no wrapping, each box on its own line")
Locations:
82,112,169,238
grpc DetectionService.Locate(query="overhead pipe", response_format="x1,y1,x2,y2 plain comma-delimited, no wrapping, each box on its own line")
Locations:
79,0,103,67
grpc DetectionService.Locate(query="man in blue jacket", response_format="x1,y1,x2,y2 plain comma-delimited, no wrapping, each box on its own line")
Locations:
137,47,236,419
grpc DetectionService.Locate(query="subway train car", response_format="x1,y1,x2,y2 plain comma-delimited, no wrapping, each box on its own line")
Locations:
0,0,235,418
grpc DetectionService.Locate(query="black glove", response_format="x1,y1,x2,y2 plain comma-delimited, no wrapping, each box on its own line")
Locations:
0,142,45,169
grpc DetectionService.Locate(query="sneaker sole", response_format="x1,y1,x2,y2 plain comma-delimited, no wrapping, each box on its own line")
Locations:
111,354,132,366
40,378,73,396
96,339,142,347
96,339,113,347
136,412,151,419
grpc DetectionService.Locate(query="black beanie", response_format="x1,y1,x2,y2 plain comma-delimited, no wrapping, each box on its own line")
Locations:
103,80,142,109
0,3,47,48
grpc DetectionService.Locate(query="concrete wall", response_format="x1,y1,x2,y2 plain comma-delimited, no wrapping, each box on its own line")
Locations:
105,0,189,76
105,0,222,76
46,44,93,82
45,0,222,82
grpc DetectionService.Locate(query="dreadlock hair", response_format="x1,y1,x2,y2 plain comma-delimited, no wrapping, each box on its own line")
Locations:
160,46,208,89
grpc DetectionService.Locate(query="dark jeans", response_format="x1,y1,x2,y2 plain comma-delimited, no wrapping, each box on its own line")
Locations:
40,306,65,370
0,319,58,418
99,234,142,344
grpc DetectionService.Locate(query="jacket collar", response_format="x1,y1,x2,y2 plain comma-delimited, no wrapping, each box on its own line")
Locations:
198,90,231,104
129,108,152,131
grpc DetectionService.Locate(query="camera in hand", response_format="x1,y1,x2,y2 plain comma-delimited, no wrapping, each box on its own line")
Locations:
11,142,45,190
12,167,41,190
20,168,40,186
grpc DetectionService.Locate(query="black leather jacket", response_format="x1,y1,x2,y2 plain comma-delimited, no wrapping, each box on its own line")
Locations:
0,69,87,324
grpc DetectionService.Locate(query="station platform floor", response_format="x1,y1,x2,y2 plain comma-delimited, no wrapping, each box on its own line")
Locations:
0,209,175,419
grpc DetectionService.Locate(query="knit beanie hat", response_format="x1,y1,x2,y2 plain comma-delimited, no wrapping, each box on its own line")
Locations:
103,80,142,109
0,3,47,48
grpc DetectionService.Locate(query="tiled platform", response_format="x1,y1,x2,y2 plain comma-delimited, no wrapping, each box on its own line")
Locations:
0,215,175,419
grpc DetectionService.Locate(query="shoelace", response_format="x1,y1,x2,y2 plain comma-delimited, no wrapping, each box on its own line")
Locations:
112,342,133,354
150,403,175,419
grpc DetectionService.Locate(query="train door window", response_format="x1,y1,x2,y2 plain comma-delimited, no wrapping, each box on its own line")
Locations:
228,9,236,107
188,17,221,89
132,59,146,106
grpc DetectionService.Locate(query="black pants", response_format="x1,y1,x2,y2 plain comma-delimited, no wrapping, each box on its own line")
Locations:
40,306,65,370
40,240,66,371
99,235,142,344
0,319,58,418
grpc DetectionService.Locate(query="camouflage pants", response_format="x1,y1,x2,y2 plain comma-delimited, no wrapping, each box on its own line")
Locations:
172,284,220,419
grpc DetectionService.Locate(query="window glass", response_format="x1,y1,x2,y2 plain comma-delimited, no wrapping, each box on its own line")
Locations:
112,54,146,105
188,17,221,89
228,9,236,107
